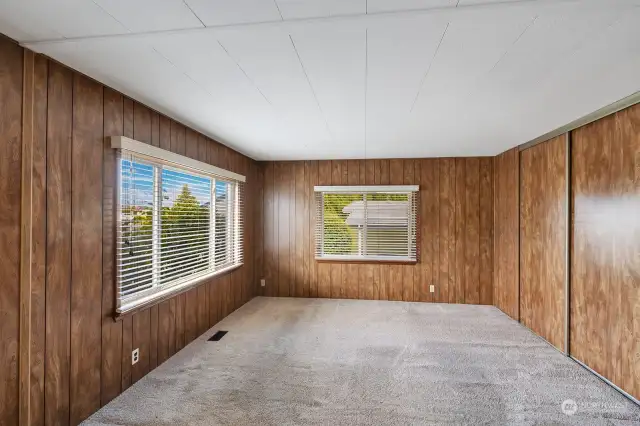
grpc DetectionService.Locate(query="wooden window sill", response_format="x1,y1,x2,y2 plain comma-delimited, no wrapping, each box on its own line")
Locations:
315,259,417,265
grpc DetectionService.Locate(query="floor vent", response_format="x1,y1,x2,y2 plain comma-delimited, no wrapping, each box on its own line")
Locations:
208,331,228,342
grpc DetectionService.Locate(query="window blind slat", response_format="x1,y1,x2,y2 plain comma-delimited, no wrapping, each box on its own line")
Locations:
116,151,244,311
314,187,418,261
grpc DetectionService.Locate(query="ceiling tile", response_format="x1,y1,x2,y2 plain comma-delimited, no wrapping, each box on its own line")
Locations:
411,9,536,113
216,29,332,146
14,0,640,160
366,18,449,151
93,0,204,32
274,0,364,20
289,26,367,156
184,0,281,26
0,0,127,41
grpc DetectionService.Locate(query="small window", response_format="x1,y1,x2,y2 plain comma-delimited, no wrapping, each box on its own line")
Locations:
314,186,418,262
115,140,244,314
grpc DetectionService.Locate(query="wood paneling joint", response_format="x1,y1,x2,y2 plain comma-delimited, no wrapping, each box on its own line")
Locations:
19,49,35,426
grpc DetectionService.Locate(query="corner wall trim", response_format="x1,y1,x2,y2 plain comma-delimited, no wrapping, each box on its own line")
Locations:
518,91,640,152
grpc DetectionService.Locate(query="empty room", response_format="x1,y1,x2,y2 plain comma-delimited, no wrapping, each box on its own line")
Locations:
1,0,639,425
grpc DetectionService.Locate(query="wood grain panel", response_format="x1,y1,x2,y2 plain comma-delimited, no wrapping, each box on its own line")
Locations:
438,159,455,303
70,74,103,425
263,162,276,296
45,61,73,426
0,36,22,426
493,148,519,320
571,103,640,399
151,112,160,148
306,161,316,298
278,162,291,297
185,289,198,344
19,50,34,426
454,159,466,304
464,158,480,304
520,135,566,351
295,162,305,297
131,311,151,384
259,158,493,306
479,158,493,305
149,304,159,370
2,43,259,425
419,160,434,302
101,87,123,406
402,159,415,302
30,54,48,426
133,103,151,145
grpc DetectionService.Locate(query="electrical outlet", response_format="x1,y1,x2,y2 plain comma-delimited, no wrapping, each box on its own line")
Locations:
132,348,139,365
429,285,435,293
260,279,266,287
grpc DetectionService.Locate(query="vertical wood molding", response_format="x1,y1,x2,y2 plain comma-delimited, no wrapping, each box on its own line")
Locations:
19,48,34,426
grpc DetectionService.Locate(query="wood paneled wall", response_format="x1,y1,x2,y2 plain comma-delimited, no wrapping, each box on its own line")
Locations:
0,36,23,426
570,103,640,400
520,136,567,351
492,148,520,320
259,158,493,305
0,36,260,426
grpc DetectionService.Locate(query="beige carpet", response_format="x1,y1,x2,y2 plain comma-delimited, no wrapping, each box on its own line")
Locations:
83,297,640,425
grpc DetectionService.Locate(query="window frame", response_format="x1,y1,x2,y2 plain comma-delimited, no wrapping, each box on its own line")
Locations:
112,136,245,315
314,185,419,263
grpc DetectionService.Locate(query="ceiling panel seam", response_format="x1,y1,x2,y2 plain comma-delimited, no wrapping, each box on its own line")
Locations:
182,0,207,28
89,0,130,35
288,35,335,142
364,28,368,159
216,40,273,106
409,22,449,113
489,15,539,75
150,46,219,101
272,0,285,20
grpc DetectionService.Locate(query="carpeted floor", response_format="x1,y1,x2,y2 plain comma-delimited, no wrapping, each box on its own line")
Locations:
84,297,640,425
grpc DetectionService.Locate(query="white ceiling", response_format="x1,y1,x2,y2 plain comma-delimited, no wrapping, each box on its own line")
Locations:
2,0,639,160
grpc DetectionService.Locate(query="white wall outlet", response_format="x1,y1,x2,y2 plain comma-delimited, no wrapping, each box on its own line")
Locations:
429,285,435,293
132,348,140,365
260,279,266,287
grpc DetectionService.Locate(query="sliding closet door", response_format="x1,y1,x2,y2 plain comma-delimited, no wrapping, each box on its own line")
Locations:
570,103,640,400
520,135,567,352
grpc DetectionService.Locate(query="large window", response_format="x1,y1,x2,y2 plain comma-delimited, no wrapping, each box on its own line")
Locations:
314,186,418,262
114,138,244,314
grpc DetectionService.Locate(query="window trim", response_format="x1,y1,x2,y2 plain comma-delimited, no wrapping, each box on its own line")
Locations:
314,185,419,263
111,136,245,317
111,136,246,182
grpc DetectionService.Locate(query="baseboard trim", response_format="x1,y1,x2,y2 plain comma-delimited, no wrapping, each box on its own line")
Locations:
570,356,640,407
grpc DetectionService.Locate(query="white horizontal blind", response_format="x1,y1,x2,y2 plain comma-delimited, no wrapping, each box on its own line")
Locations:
314,187,418,261
116,150,244,313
